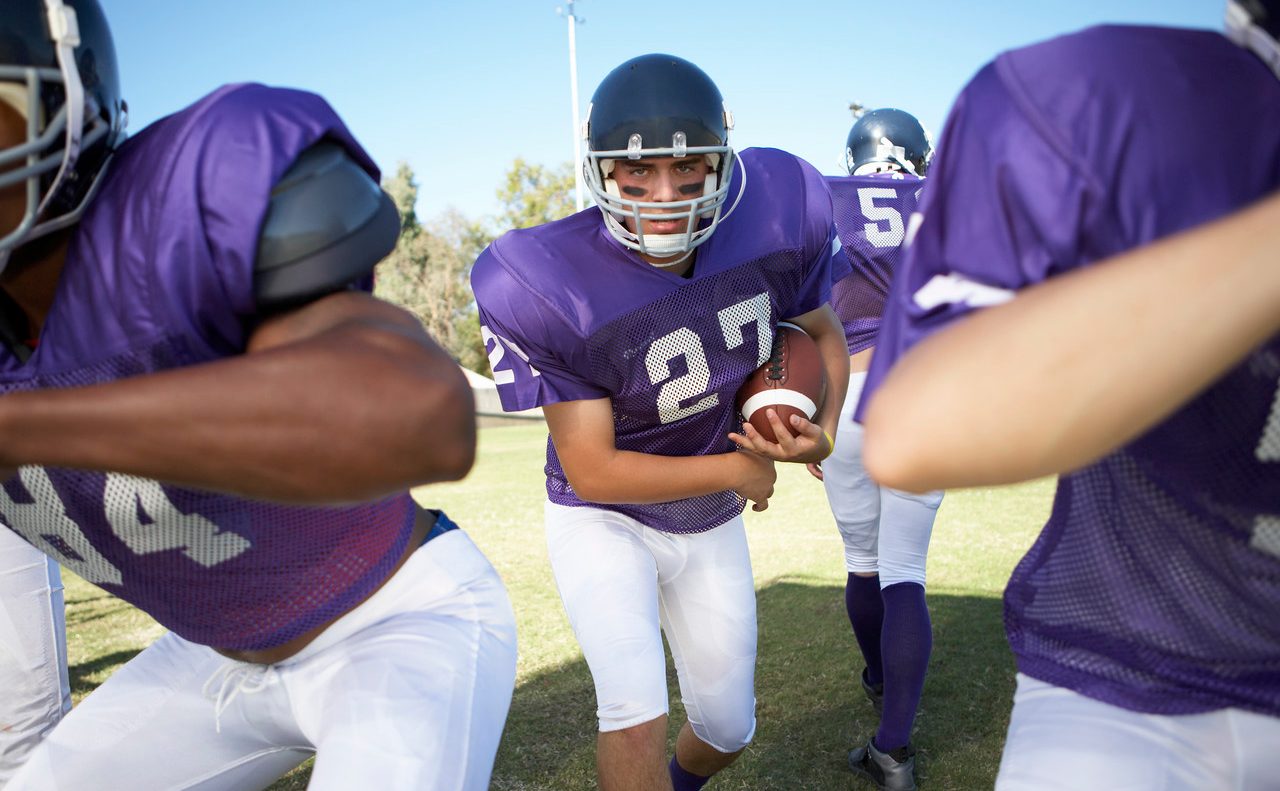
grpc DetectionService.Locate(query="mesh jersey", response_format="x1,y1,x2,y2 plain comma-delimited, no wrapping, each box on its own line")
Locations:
863,26,1280,716
0,84,416,651
826,174,924,355
473,148,844,534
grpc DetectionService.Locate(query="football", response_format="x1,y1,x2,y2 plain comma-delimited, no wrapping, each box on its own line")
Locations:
735,322,826,443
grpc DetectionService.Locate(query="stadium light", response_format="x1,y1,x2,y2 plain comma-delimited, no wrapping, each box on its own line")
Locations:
557,1,586,211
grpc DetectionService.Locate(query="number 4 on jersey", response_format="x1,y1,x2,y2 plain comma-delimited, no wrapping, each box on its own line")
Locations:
1253,376,1280,558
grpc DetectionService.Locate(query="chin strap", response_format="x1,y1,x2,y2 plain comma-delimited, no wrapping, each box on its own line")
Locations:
36,0,84,220
643,248,694,269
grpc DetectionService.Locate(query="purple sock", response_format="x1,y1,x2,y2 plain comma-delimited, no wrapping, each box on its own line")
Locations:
669,755,711,791
874,581,932,752
845,572,885,685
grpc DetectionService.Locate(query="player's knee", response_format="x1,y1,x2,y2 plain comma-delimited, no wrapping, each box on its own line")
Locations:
841,518,879,573
690,706,756,753
845,546,879,575
837,515,878,559
878,562,926,588
597,698,668,733
884,486,943,510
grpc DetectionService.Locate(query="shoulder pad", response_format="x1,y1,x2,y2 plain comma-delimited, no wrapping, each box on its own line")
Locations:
254,141,400,311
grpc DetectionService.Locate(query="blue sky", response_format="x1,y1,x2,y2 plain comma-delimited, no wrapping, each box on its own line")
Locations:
108,1,1219,222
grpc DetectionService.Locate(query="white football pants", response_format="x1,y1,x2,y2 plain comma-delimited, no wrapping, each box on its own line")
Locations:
822,372,942,586
997,674,1280,790
6,529,517,791
545,502,757,753
0,525,70,787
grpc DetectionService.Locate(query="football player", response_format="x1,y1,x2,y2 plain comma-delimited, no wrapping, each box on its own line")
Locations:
858,3,1280,788
820,108,940,791
472,54,850,791
0,2,517,789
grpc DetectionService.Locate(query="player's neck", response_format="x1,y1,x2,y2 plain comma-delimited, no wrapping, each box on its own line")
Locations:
638,249,697,278
0,234,70,338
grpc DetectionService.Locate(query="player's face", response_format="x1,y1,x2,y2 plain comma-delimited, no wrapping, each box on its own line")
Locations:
0,98,23,240
610,155,710,236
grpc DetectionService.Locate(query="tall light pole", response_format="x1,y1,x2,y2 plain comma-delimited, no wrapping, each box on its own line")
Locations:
558,1,585,211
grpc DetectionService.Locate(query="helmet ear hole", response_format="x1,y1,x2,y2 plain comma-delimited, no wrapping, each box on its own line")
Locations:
598,159,622,200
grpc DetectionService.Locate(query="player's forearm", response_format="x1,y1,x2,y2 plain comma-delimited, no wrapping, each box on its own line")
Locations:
811,323,850,440
863,191,1280,492
0,323,475,503
563,448,750,505
789,306,850,440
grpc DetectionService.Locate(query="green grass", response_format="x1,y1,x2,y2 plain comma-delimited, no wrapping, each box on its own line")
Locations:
62,422,1053,789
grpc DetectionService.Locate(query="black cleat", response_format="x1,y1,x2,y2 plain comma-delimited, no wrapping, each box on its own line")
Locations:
848,738,917,791
860,668,884,714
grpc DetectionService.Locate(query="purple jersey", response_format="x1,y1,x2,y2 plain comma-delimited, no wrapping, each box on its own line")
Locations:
826,174,924,355
473,148,844,534
0,84,417,651
864,26,1280,716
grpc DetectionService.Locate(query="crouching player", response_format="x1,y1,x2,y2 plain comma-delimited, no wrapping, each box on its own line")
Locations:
0,2,516,788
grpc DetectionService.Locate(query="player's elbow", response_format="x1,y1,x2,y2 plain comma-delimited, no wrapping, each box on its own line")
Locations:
558,457,623,503
411,370,477,484
361,329,477,486
562,470,609,503
861,401,936,494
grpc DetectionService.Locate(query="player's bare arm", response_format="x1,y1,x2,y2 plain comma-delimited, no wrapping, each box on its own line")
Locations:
729,304,849,465
0,289,473,503
864,189,1280,493
545,396,776,509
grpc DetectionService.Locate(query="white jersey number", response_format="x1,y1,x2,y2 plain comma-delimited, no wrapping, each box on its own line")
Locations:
482,325,541,386
104,475,250,568
0,467,251,584
1252,376,1280,558
649,293,772,424
858,187,906,249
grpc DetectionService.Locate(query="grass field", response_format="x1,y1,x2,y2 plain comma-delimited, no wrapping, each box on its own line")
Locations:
63,422,1054,790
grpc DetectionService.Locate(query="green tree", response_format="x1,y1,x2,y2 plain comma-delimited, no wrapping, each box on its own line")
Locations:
495,157,580,231
375,163,489,372
375,158,584,379
382,161,421,235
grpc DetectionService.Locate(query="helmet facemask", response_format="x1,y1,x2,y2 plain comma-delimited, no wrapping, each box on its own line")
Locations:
0,0,125,275
584,117,741,267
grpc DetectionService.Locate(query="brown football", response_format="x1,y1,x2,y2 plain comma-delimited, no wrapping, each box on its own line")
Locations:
734,322,826,443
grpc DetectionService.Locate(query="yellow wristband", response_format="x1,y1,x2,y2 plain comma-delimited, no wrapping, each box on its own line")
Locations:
820,429,835,461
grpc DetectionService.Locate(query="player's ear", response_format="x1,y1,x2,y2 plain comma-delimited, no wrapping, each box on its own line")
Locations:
253,141,400,313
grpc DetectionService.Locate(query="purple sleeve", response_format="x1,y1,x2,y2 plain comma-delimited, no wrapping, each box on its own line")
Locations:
783,158,847,320
472,244,609,412
856,61,1099,420
154,84,379,353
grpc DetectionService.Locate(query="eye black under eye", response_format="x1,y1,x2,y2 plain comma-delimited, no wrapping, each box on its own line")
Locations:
621,186,647,197
678,184,703,196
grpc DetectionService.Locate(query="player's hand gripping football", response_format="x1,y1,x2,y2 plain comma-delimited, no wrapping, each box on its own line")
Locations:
729,410,832,465
731,447,777,512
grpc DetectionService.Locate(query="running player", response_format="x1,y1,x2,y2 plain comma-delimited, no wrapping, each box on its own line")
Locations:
473,53,849,791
